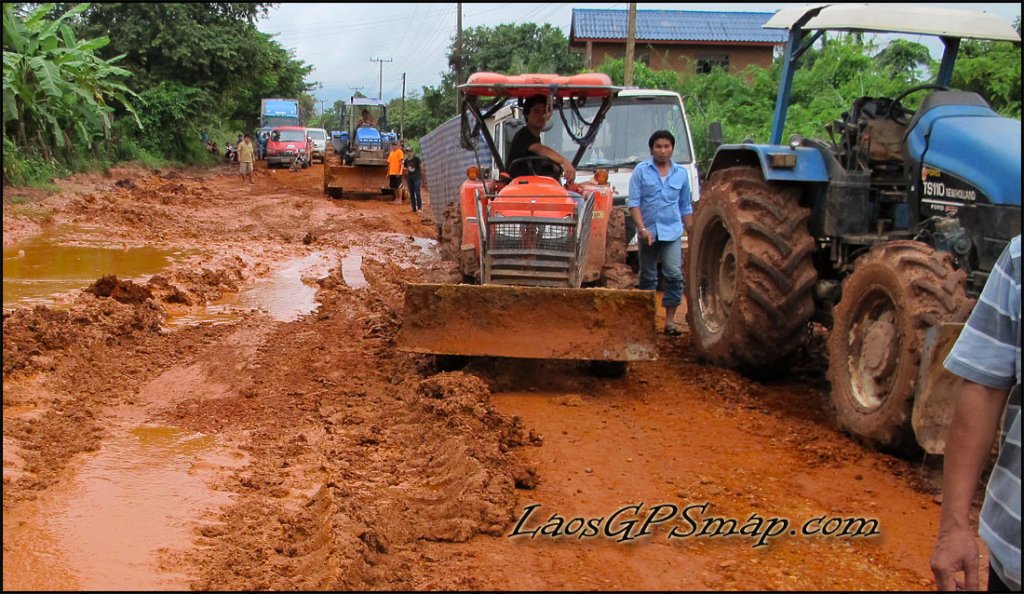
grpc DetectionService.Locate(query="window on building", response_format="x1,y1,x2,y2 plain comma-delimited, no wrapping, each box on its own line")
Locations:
696,54,729,74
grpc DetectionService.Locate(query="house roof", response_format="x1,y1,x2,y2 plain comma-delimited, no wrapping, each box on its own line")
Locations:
570,8,787,45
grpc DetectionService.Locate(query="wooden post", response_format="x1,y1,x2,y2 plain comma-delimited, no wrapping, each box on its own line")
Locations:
624,3,637,86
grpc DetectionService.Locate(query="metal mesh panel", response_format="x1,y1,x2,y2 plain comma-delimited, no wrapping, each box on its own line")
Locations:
488,220,576,253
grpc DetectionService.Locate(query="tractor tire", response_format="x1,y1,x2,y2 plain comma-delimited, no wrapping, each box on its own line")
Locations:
826,241,968,453
685,166,816,377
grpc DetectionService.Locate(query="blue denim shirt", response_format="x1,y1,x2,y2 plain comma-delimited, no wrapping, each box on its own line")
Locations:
627,159,692,242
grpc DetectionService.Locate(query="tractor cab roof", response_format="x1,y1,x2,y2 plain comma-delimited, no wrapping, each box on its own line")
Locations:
765,4,1020,41
460,72,618,99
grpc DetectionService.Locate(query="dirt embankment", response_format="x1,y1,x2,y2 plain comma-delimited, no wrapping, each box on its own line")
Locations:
3,160,964,591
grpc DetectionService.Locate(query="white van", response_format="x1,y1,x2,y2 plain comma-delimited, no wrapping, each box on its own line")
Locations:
305,128,329,164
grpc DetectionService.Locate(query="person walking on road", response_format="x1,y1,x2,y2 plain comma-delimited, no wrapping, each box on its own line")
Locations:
931,234,1020,593
237,133,256,185
405,147,422,213
387,142,405,204
627,130,693,337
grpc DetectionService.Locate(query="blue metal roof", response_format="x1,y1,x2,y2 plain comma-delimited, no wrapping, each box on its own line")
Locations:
571,8,787,44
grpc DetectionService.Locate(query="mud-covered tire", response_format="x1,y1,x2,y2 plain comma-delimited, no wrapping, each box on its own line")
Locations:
685,166,816,376
826,241,968,453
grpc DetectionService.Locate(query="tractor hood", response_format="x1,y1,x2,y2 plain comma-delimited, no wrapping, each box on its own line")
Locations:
907,105,1022,206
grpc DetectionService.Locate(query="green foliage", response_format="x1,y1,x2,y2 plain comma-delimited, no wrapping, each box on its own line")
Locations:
599,58,680,89
71,2,311,132
3,133,62,186
671,32,1021,166
3,2,141,157
457,23,583,76
134,81,213,159
951,37,1021,118
874,39,933,83
415,22,584,139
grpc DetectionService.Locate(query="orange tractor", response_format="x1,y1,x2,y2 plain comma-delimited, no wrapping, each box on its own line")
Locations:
398,73,658,368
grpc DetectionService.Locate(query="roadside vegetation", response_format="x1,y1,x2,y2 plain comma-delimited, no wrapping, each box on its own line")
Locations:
3,2,312,187
4,4,1019,188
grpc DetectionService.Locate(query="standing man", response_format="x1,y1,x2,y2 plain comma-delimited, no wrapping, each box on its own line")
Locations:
506,94,575,183
387,142,405,204
237,133,256,185
628,130,693,336
405,146,422,213
931,235,1020,593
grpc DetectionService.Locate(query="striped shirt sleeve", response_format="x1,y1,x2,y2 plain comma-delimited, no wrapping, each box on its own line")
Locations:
944,235,1021,389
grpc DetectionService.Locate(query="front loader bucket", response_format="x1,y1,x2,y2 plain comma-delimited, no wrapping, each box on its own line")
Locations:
397,283,658,361
912,323,965,455
323,163,389,199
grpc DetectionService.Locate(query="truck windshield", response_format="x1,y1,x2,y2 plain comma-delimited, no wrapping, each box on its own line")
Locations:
544,98,693,168
273,130,306,142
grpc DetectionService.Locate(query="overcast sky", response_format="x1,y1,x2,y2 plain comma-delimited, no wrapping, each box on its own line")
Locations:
255,3,1022,112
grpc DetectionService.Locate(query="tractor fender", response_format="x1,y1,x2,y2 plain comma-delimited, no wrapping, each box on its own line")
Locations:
708,144,829,184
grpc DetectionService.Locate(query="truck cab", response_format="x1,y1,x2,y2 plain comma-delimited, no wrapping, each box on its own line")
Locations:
265,126,313,168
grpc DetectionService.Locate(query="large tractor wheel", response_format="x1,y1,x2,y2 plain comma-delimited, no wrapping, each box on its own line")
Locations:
685,166,816,376
826,242,968,453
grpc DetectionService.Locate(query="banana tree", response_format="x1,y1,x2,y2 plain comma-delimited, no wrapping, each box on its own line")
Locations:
3,3,141,156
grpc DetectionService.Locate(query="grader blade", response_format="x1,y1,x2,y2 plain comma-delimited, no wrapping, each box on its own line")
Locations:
912,323,965,455
398,283,658,361
323,163,389,199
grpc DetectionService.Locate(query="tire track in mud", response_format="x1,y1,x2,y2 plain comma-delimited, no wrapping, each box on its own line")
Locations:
147,255,539,590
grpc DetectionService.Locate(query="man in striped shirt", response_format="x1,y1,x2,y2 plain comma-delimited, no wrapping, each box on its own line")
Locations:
932,235,1021,592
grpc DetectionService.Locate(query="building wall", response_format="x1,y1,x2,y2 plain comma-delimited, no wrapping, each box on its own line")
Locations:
579,42,776,79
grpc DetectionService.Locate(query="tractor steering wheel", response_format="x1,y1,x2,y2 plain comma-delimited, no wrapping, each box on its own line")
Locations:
886,83,951,125
507,155,564,180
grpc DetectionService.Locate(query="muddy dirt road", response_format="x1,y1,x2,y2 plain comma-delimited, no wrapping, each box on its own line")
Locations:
2,160,978,590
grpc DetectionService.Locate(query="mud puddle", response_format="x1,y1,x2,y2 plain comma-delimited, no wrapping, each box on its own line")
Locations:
2,227,184,312
165,251,339,327
3,424,240,591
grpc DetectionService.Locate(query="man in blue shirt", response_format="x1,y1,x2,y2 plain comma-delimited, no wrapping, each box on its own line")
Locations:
931,235,1021,592
627,130,694,336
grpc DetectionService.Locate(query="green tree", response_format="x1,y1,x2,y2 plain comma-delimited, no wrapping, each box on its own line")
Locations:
65,2,314,157
3,2,140,157
950,19,1021,118
417,22,584,136
875,39,933,83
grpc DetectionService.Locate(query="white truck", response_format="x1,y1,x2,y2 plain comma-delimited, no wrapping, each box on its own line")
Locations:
421,88,700,263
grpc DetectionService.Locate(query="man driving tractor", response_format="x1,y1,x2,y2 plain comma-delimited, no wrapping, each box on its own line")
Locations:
506,94,577,183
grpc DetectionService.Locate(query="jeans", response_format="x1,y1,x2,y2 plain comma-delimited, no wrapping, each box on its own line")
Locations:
638,237,683,308
408,177,422,211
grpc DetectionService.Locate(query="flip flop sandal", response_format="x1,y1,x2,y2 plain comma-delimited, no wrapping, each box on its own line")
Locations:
664,325,682,336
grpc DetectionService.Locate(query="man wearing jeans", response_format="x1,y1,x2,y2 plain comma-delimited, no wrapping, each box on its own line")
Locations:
628,130,693,336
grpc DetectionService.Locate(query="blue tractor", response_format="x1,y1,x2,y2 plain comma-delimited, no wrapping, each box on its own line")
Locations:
685,5,1021,453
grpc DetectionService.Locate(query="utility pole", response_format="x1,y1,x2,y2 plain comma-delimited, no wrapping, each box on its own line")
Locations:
370,57,392,102
624,2,637,86
400,73,406,140
455,3,463,89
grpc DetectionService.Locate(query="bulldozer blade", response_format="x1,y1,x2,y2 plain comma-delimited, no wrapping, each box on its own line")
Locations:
397,283,659,361
912,323,965,455
323,163,389,198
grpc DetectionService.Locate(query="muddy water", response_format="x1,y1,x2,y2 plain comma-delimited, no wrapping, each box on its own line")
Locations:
2,229,182,312
3,425,237,590
341,248,367,288
165,251,339,327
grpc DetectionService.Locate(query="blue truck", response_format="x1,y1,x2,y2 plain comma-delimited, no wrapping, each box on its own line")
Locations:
258,98,301,159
